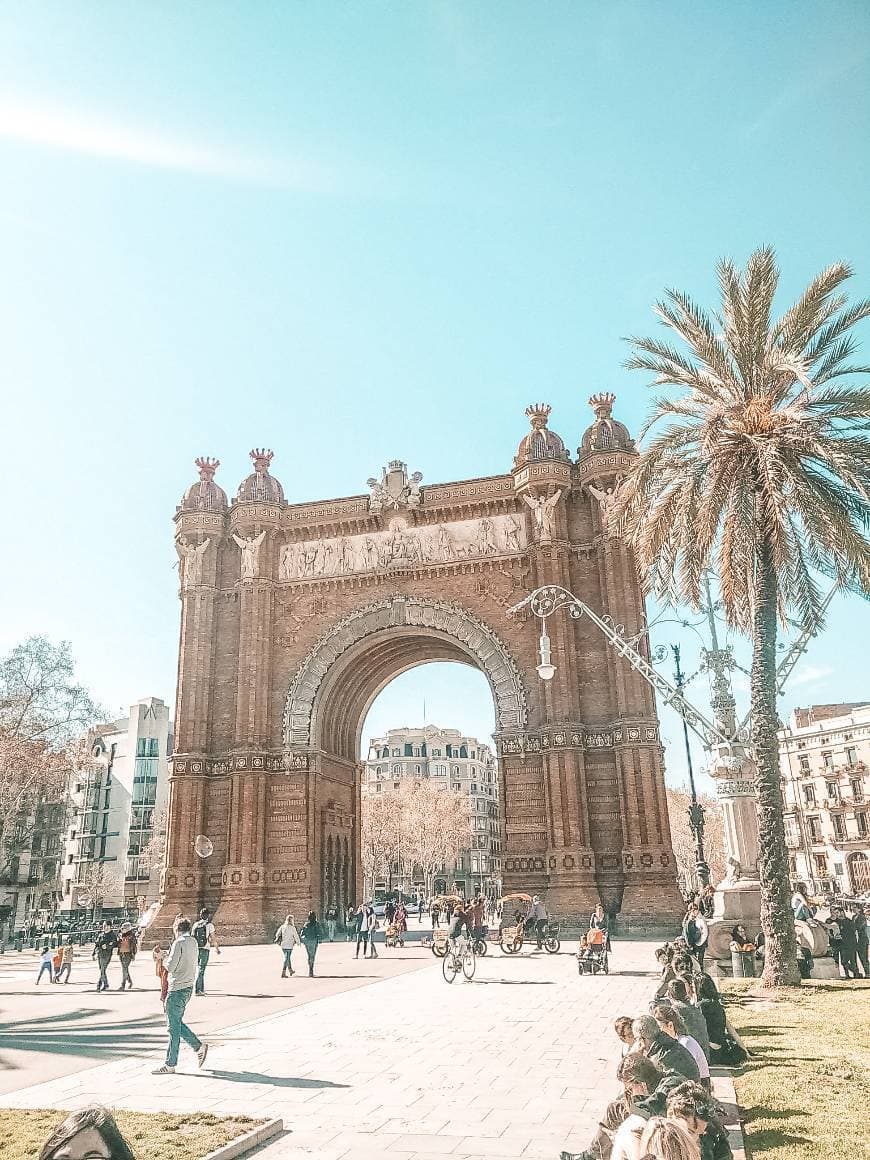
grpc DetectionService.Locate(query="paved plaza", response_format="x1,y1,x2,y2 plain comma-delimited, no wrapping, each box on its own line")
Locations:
0,937,742,1160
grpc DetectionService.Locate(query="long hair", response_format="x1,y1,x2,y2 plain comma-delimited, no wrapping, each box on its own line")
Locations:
639,1117,700,1160
39,1106,135,1160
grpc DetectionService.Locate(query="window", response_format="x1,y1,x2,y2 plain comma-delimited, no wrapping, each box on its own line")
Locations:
459,745,468,758
798,755,810,774
414,765,422,775
846,746,858,766
392,748,400,757
136,737,158,757
471,784,478,793
413,747,420,757
803,785,816,807
826,782,840,803
788,856,797,876
851,779,863,801
807,815,821,841
814,853,828,876
822,752,833,770
432,749,441,757
833,815,846,841
392,764,401,775
452,765,460,777
857,812,868,837
375,784,381,793
435,764,446,775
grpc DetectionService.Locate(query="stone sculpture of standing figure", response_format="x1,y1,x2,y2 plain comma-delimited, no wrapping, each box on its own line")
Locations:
523,488,562,541
232,530,267,579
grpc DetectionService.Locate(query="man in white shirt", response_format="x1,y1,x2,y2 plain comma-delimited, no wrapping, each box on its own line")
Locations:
153,918,208,1075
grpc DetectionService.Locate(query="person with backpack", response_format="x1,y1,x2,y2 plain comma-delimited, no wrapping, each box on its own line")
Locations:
191,908,219,995
117,922,138,990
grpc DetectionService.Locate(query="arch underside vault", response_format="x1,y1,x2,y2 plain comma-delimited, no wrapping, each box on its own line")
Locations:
283,596,528,764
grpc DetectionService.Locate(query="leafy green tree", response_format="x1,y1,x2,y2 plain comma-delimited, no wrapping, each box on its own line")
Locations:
617,248,870,986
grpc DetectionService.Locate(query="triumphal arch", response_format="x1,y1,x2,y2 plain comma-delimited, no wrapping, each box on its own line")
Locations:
164,396,683,939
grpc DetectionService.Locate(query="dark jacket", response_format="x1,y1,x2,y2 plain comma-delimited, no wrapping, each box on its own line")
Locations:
672,997,711,1057
634,1074,732,1160
646,1031,701,1080
93,930,118,958
300,919,322,946
837,914,858,952
700,996,728,1049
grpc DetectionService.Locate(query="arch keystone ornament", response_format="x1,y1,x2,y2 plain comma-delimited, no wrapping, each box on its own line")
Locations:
161,400,683,943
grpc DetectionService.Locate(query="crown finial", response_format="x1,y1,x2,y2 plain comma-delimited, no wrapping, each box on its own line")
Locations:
589,392,616,419
250,448,274,473
525,403,552,430
195,456,220,481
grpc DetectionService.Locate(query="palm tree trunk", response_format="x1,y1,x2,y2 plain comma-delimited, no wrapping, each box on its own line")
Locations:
751,538,801,986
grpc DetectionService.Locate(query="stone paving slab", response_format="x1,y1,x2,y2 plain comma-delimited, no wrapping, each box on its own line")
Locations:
0,939,743,1160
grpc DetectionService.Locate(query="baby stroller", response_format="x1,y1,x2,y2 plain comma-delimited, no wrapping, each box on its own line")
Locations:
385,923,405,949
577,927,608,975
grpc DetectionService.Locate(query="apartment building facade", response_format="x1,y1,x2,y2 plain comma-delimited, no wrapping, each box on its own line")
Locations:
363,725,502,898
779,702,870,898
59,697,173,916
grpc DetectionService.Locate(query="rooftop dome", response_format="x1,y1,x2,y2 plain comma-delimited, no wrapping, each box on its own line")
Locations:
180,457,228,514
513,404,570,470
579,393,634,454
236,448,285,505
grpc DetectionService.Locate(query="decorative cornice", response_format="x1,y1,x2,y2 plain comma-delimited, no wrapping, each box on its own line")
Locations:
172,752,309,775
496,722,660,756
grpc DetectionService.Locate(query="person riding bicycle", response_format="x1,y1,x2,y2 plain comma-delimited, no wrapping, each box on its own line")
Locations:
527,895,548,948
447,900,473,949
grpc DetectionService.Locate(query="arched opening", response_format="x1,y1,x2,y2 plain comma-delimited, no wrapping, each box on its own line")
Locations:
848,851,870,895
359,662,499,904
284,596,526,914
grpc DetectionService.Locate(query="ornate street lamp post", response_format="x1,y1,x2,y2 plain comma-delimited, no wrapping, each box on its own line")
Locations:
670,643,710,889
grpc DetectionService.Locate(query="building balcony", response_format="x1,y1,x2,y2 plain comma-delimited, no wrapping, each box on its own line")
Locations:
830,836,870,851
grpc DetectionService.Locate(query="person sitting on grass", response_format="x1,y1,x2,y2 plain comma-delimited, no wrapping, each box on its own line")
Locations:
652,1004,710,1091
695,976,747,1067
38,1105,135,1160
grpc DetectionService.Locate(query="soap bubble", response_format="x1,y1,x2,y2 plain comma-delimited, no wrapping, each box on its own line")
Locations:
137,901,161,929
194,834,214,859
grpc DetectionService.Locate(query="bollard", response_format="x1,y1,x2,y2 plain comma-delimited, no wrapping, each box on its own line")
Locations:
731,948,755,977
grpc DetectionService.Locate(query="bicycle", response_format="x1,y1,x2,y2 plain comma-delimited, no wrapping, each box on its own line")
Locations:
441,932,476,983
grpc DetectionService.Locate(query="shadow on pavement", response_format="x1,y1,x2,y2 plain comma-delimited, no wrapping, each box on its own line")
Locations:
197,1069,349,1088
0,1009,166,1069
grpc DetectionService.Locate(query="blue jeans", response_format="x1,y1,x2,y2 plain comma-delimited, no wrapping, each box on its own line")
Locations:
165,986,201,1067
282,948,294,973
36,961,53,983
195,948,210,994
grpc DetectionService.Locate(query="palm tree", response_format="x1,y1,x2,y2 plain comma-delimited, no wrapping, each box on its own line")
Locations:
616,247,870,987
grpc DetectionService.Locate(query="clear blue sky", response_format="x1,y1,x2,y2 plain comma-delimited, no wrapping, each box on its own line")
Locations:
1,2,868,789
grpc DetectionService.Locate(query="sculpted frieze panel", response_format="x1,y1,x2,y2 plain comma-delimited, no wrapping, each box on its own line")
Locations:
278,513,527,582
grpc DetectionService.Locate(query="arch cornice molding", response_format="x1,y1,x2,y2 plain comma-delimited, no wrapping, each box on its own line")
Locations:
282,595,528,751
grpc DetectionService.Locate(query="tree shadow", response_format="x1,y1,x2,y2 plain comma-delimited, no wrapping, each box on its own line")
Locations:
0,1010,166,1069
744,1128,811,1152
741,1106,805,1123
193,1069,349,1089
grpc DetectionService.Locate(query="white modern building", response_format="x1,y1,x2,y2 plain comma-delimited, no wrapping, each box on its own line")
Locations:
363,725,502,897
779,702,870,897
59,697,173,916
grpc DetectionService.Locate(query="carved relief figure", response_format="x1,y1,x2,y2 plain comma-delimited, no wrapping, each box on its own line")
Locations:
232,530,267,579
436,524,455,560
503,514,522,552
477,518,497,555
178,537,210,587
366,476,391,514
405,471,423,507
279,543,300,581
523,488,562,541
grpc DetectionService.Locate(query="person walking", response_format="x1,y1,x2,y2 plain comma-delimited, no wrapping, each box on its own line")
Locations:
117,922,138,990
418,894,424,924
191,908,219,995
55,938,74,984
275,913,300,977
345,904,356,941
354,903,369,959
300,911,323,976
36,945,54,984
325,905,337,942
152,917,208,1074
835,906,859,979
366,904,380,958
92,921,118,992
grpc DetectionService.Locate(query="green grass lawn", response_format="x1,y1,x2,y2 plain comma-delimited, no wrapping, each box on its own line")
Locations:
0,1108,265,1160
722,978,870,1160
